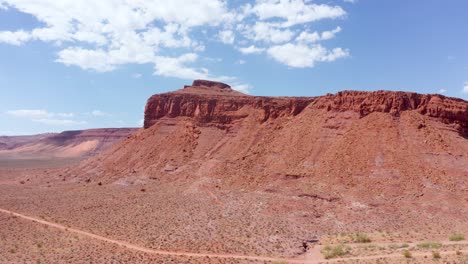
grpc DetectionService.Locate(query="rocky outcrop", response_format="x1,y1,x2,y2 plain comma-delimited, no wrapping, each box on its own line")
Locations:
313,90,468,129
144,80,315,128
144,81,468,133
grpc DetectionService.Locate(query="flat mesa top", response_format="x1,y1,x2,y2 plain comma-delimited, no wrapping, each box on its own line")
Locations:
191,80,231,89
175,79,246,96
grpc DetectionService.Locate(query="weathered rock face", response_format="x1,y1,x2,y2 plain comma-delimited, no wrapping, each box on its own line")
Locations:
144,81,468,133
192,79,231,89
144,80,315,128
312,90,468,132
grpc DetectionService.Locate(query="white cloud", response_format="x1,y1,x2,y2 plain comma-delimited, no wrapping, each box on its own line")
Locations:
243,22,295,43
0,0,349,77
56,48,117,72
0,0,233,73
152,53,234,83
153,53,207,80
219,30,235,44
56,113,74,118
132,73,142,79
231,83,251,94
244,0,346,27
344,0,357,3
296,27,342,43
6,109,49,119
463,82,468,94
238,45,265,54
267,43,349,68
438,89,447,94
237,59,246,65
33,119,86,126
6,109,86,126
91,110,110,117
0,30,31,45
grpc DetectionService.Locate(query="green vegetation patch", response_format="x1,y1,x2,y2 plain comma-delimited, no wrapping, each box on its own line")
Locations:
321,244,350,259
449,233,465,241
402,250,412,258
417,242,442,249
351,233,371,243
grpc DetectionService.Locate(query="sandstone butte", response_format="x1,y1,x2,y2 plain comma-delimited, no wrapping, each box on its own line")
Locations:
74,79,468,197
60,80,468,245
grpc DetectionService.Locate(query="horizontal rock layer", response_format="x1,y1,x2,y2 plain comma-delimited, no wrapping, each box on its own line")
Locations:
144,81,468,132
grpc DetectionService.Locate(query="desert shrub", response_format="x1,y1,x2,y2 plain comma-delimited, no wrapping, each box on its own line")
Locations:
389,243,409,249
432,251,441,259
418,242,442,249
321,244,350,259
456,250,462,255
402,250,412,258
358,244,376,250
351,233,371,243
449,233,465,241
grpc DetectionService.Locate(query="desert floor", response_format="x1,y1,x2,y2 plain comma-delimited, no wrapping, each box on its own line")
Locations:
0,162,467,264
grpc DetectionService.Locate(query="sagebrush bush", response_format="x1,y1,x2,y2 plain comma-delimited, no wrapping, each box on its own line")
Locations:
321,244,350,259
418,242,442,249
352,233,371,243
449,234,464,241
402,250,412,258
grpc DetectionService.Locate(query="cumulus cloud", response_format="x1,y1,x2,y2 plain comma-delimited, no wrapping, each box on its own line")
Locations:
238,45,265,54
463,82,468,94
267,43,349,68
0,0,349,78
243,0,346,27
296,27,342,43
0,30,31,45
243,22,295,43
219,30,235,44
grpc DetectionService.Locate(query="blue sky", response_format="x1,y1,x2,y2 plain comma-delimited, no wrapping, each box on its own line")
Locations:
0,0,467,135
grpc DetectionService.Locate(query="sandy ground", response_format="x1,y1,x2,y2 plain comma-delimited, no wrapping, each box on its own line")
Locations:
1,205,467,264
0,167,467,263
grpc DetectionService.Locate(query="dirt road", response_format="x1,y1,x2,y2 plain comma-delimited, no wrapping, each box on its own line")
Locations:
1,207,466,263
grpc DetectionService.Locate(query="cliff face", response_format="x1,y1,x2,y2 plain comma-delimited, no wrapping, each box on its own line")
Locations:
144,80,468,133
144,80,315,128
313,90,468,128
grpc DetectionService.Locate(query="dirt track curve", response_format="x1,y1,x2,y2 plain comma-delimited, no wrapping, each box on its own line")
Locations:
1,208,467,263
